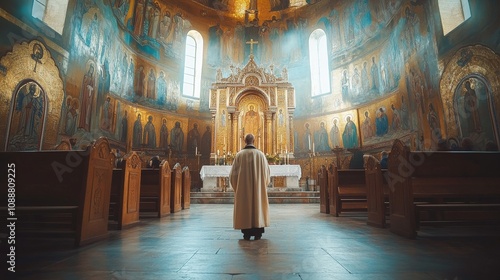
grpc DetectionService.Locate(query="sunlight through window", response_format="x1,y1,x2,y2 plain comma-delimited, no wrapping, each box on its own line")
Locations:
182,30,203,98
438,0,471,35
309,29,330,97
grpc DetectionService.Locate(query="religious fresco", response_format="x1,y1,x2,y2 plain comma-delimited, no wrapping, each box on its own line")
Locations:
69,0,199,106
112,0,192,60
1,0,500,158
0,40,65,151
53,0,210,153
358,93,412,149
61,95,80,137
78,61,97,132
113,102,193,155
292,1,438,151
329,2,432,106
6,81,46,151
454,77,496,149
293,110,359,155
438,45,500,151
64,0,438,155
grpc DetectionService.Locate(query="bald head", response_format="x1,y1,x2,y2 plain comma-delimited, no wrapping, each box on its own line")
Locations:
245,134,255,145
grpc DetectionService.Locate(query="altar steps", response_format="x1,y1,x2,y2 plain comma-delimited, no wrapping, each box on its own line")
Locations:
190,191,320,204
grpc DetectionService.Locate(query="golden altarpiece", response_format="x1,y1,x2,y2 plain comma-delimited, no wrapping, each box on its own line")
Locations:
209,53,295,159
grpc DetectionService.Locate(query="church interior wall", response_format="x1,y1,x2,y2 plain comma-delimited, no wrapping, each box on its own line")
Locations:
1,0,499,162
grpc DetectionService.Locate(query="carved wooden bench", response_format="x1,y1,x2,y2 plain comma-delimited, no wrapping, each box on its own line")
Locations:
0,137,114,247
182,166,191,210
327,165,367,217
140,160,171,218
388,139,500,238
171,163,182,213
109,151,142,229
364,155,389,228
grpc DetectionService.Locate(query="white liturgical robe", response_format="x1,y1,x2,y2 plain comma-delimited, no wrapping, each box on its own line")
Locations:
230,145,270,230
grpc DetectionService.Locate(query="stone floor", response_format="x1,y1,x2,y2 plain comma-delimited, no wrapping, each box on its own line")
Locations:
5,204,500,279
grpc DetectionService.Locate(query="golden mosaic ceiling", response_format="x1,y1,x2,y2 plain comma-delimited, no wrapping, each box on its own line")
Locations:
194,0,306,21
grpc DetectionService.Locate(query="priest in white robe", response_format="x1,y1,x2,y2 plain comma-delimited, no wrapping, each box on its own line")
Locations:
230,133,270,240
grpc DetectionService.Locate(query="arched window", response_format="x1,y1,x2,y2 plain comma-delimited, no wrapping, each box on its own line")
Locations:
32,0,69,35
438,0,471,35
309,29,330,97
182,30,203,98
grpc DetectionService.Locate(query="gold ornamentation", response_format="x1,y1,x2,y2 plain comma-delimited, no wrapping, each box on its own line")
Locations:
440,45,500,138
0,40,64,149
244,75,259,86
229,87,235,105
128,153,141,169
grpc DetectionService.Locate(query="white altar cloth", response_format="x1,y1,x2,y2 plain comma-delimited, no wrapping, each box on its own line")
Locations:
199,165,302,191
200,165,301,180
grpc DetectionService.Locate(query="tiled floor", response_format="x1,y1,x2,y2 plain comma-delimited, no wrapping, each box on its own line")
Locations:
5,204,500,279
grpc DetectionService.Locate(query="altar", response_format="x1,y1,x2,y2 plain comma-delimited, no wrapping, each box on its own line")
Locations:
199,165,302,191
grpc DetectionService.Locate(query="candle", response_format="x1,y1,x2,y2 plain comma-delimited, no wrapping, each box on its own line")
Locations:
217,149,220,155
313,143,315,153
195,146,198,155
308,135,311,150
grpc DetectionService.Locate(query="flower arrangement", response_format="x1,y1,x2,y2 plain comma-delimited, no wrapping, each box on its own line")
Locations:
225,152,234,164
265,153,281,164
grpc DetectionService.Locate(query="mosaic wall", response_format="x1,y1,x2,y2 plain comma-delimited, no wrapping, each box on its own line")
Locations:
0,0,499,155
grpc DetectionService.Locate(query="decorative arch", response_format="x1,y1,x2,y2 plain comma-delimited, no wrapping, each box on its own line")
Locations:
440,45,500,148
234,86,271,107
210,55,295,155
0,40,65,150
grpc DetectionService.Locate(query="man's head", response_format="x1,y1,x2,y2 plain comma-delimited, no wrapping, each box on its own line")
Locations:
245,134,255,145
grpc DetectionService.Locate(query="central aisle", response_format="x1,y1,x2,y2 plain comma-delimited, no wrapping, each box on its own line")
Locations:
15,204,500,279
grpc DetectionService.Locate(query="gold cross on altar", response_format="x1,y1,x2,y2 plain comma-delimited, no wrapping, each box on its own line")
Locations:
246,39,258,55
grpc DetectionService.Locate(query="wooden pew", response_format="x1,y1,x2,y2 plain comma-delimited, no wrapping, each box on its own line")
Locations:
317,165,329,213
171,163,182,213
109,151,142,229
328,165,367,217
364,155,389,228
140,160,171,218
182,166,191,209
388,139,500,238
0,137,114,247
